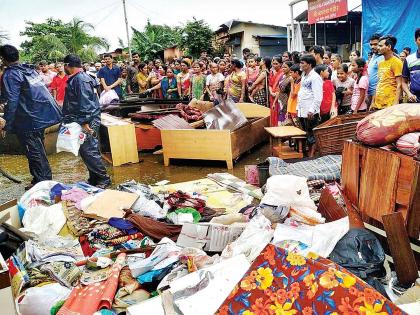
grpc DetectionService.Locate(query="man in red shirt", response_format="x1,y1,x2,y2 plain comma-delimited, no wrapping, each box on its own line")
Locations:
50,62,68,107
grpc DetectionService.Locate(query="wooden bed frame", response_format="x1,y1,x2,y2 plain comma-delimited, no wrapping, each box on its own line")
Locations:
160,102,270,169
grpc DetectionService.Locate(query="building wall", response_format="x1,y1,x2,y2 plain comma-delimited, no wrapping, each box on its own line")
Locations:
229,23,286,56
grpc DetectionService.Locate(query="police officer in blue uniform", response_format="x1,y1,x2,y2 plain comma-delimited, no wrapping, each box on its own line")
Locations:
62,54,111,188
0,44,61,188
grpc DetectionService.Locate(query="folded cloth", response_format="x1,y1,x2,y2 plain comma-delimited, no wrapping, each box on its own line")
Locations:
61,187,90,210
165,191,206,213
63,202,92,236
267,155,342,181
108,217,139,235
126,213,182,241
40,261,81,288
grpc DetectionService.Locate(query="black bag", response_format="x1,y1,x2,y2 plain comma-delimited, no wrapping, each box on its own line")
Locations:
329,228,389,296
329,228,386,279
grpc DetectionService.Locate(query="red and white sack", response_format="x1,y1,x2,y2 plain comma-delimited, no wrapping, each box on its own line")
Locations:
356,103,420,146
394,132,420,158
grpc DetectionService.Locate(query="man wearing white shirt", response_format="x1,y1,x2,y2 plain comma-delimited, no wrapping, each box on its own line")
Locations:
297,54,323,157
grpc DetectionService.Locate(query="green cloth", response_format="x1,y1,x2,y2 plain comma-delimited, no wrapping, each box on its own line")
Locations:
50,300,65,315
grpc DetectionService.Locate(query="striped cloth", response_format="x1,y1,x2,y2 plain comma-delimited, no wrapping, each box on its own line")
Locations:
267,155,342,181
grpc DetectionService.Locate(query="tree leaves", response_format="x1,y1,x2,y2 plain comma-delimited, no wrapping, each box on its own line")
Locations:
19,17,109,63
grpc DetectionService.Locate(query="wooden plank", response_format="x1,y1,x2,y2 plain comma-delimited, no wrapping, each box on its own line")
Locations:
0,199,17,213
236,103,270,118
161,129,232,162
407,162,420,239
265,126,306,138
359,149,400,223
341,141,360,207
231,117,269,159
317,189,347,223
106,122,139,166
382,212,418,286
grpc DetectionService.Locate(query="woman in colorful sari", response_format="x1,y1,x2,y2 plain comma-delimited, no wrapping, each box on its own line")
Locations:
148,67,179,99
149,65,165,99
190,61,206,100
268,55,283,126
274,61,293,124
177,59,191,101
249,57,271,107
136,62,150,94
226,59,246,103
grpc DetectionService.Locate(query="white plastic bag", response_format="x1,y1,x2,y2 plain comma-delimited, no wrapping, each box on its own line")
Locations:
99,89,119,105
56,122,85,156
18,283,71,315
272,216,350,257
261,175,325,224
221,213,274,262
21,203,66,238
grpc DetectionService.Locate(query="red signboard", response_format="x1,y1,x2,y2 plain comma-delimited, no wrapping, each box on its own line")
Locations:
307,0,348,24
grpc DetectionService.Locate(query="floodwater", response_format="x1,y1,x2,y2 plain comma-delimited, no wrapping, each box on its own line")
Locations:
0,143,271,204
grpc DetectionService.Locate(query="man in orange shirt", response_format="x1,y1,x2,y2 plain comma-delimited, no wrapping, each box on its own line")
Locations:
50,62,68,107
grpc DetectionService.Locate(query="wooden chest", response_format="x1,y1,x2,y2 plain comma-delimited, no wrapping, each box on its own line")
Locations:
160,103,270,169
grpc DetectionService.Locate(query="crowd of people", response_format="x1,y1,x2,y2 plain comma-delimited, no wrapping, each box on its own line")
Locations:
0,27,419,186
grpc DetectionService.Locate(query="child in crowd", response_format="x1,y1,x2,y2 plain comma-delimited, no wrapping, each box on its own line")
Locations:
205,62,225,105
245,55,260,102
333,64,355,115
315,64,336,123
120,68,128,99
190,61,206,100
351,58,369,113
287,64,302,124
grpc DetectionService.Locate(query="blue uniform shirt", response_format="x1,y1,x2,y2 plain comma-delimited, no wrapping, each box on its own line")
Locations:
97,65,122,97
367,53,384,96
402,50,420,101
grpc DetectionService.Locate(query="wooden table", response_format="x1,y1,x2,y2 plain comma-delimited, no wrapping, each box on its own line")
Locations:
265,126,307,159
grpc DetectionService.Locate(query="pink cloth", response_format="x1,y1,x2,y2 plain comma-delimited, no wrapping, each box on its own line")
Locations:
61,187,89,210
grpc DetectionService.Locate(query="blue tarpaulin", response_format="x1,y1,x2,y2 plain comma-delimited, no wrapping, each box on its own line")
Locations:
362,0,419,57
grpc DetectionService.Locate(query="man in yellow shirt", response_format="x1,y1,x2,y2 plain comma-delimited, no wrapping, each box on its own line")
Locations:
372,35,403,109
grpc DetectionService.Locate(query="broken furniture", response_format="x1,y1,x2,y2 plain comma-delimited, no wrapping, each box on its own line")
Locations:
265,126,307,159
100,113,139,166
160,102,270,169
313,112,368,155
334,140,420,286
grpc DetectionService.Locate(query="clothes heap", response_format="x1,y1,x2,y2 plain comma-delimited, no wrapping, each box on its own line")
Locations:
3,168,412,315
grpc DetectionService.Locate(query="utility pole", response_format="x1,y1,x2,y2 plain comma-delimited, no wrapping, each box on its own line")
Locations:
122,0,132,62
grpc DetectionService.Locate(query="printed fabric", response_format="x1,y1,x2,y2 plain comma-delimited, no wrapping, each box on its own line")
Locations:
57,253,126,315
217,244,406,315
191,74,206,99
267,155,342,182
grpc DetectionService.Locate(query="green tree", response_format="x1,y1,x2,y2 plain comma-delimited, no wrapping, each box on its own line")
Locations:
20,18,109,63
131,20,181,60
179,18,214,58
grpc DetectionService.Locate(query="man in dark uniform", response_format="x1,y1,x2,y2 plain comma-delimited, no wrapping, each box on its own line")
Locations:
0,44,61,188
62,54,111,188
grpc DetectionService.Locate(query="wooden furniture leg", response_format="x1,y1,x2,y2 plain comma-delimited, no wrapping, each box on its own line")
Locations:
226,160,234,170
382,212,418,286
164,155,170,167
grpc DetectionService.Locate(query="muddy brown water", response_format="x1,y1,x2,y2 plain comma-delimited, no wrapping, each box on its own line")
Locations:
0,143,271,204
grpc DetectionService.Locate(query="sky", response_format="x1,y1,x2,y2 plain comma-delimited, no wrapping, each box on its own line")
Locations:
0,0,362,50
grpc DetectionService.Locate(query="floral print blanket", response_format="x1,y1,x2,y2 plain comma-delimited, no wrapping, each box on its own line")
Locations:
217,244,405,315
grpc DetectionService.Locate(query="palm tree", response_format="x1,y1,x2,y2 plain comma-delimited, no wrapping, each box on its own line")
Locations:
67,18,109,59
